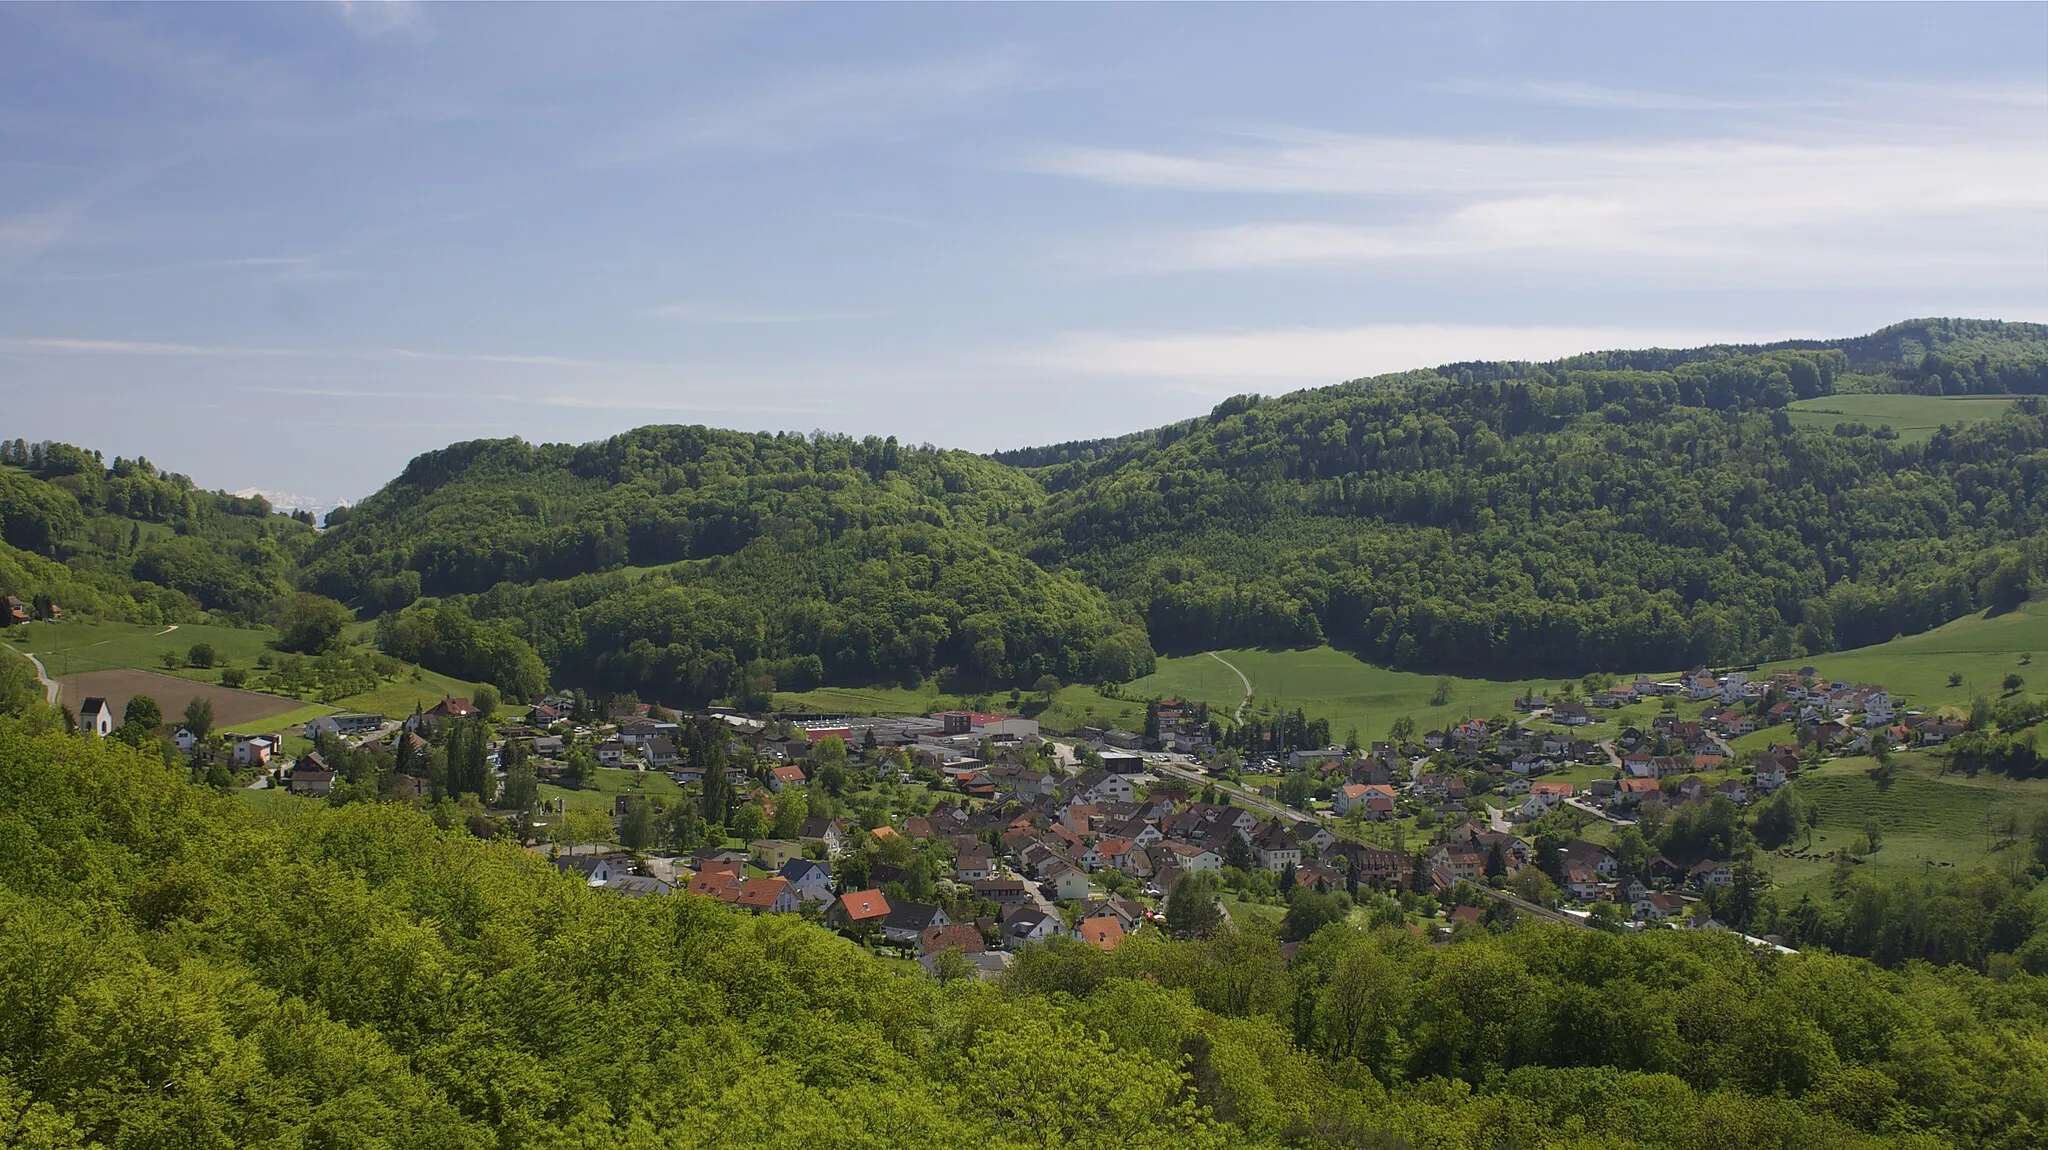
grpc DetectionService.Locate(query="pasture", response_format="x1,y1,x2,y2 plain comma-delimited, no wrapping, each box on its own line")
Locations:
1785,394,2017,444
1128,646,1528,745
1758,753,2048,900
1757,596,2047,712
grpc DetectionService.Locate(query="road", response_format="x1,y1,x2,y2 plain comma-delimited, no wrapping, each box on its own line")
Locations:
11,648,58,705
1206,652,1253,722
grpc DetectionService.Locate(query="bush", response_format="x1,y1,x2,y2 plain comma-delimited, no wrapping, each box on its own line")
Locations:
220,667,247,689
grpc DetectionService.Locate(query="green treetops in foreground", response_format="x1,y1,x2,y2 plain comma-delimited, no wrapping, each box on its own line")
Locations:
2,711,2047,1148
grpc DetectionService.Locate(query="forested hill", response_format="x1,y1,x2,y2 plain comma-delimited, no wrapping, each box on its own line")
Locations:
280,318,2048,699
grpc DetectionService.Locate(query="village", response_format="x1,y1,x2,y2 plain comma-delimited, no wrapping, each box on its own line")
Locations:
94,656,1919,976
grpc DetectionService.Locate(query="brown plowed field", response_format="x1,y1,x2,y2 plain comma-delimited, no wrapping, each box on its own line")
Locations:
56,669,306,730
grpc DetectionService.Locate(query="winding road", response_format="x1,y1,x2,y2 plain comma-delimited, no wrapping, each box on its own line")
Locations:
12,648,59,705
1207,652,1254,722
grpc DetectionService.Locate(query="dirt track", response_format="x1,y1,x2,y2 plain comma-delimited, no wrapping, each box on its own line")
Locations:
55,668,306,730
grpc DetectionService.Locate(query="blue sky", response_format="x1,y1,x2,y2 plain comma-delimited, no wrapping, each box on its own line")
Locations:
3,2,2044,505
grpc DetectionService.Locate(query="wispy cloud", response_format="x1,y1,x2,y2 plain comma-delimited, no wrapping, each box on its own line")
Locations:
600,52,1040,161
1026,125,2048,284
642,300,883,324
1437,79,1758,112
334,1,430,40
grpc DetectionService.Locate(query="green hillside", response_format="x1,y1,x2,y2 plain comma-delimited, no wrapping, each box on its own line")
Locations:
4,711,2046,1148
5,318,2047,715
1130,647,1528,741
1759,594,2048,711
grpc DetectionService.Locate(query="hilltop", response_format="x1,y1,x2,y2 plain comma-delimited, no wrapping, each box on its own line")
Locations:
4,318,2046,709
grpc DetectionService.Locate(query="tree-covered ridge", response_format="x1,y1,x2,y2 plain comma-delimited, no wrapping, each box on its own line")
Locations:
308,426,1148,702
305,426,1048,604
2,716,2046,1148
1012,348,2048,674
0,439,315,623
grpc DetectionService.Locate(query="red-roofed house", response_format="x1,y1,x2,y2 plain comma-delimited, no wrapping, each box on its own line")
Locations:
1075,916,1126,950
768,764,807,791
830,888,892,927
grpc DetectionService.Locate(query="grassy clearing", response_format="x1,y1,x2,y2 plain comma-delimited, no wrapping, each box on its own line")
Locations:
1221,893,1284,926
770,681,1144,734
1129,646,1529,744
1757,596,2048,713
1759,753,2048,900
233,787,309,821
331,667,490,719
539,766,684,815
15,620,278,679
1785,394,2017,445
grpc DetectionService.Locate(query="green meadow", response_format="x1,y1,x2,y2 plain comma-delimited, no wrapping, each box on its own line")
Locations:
539,766,684,815
14,619,279,680
1129,647,1529,744
11,618,490,721
1759,753,2048,901
1785,393,2018,445
1758,596,2048,712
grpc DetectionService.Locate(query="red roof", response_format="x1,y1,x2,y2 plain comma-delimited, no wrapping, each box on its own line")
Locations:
1078,917,1125,950
836,888,891,921
736,877,790,910
770,765,806,782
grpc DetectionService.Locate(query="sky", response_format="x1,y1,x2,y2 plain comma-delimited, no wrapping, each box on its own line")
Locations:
2,2,2044,506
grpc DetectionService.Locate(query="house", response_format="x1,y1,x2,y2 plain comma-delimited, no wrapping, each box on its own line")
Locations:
768,764,807,792
954,847,996,883
721,877,799,914
172,725,201,753
1689,859,1734,888
233,734,277,768
777,858,835,906
1039,860,1093,902
1068,769,1134,805
1634,891,1686,921
288,764,335,796
557,854,625,887
642,738,681,768
602,875,674,899
883,903,951,945
799,816,848,855
972,878,1030,905
1334,784,1371,816
78,697,115,738
920,922,985,956
1252,823,1303,873
596,740,628,767
1430,845,1487,883
1563,862,1602,902
1075,916,1126,950
1157,841,1222,873
749,839,803,870
1002,908,1062,948
407,697,477,731
303,713,384,739
828,888,892,929
1552,702,1592,726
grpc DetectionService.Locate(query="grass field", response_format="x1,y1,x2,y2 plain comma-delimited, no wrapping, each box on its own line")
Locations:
1128,647,1529,745
1785,394,2017,445
1758,596,2048,712
770,682,1144,734
15,620,280,680
539,766,684,814
1759,752,2048,900
331,667,490,720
